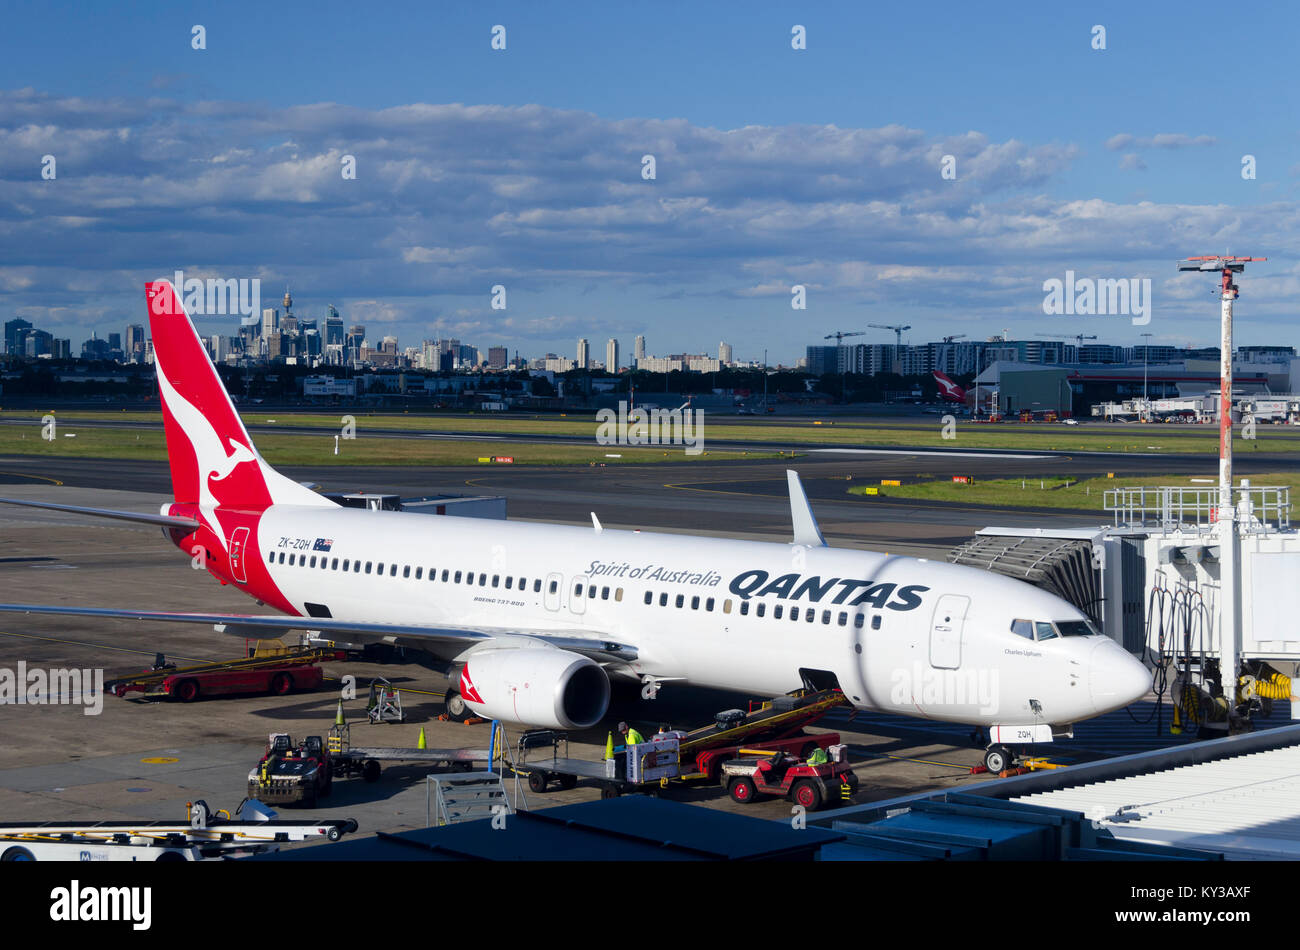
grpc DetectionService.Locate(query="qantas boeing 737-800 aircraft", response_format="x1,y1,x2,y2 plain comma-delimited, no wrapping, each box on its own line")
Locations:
0,281,1149,770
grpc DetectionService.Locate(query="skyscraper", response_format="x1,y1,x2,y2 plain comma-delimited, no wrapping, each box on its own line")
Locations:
719,341,733,364
634,335,646,367
576,338,589,369
606,338,620,373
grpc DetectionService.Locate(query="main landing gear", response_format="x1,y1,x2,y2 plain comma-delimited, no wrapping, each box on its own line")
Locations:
443,690,473,722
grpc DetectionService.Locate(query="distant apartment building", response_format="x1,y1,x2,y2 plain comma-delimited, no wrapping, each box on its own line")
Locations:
634,335,646,367
606,338,620,373
488,346,508,369
576,338,589,369
719,341,733,364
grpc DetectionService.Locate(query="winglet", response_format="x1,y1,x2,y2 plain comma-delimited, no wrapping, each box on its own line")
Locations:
591,512,603,533
786,470,826,547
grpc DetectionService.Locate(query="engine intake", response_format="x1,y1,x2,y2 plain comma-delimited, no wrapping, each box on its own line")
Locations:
458,648,610,730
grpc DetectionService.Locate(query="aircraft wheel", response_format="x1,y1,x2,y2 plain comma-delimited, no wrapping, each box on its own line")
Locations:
444,690,471,722
984,745,1012,774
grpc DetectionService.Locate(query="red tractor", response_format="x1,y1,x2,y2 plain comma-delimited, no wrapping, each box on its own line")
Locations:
720,744,857,811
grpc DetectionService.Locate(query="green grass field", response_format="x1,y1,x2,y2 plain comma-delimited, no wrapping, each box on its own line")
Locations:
850,472,1300,514
0,424,779,467
6,408,1298,454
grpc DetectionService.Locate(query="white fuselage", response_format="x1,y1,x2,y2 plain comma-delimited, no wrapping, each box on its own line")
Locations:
252,505,1148,729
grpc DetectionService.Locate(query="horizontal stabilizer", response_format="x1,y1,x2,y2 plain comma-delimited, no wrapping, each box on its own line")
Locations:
0,497,199,530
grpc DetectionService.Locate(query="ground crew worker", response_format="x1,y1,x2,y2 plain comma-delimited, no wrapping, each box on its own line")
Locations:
619,721,646,746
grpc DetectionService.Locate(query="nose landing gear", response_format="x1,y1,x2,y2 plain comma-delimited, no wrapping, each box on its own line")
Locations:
983,744,1015,774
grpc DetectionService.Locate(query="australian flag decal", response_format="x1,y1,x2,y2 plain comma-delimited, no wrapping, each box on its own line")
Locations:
313,538,334,552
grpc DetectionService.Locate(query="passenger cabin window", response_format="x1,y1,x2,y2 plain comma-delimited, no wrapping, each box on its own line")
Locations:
442,570,449,582
772,604,781,619
615,588,623,602
854,613,865,629
601,586,609,600
675,594,684,608
690,596,699,610
479,575,487,587
659,593,668,606
871,615,881,630
706,597,715,612
740,601,749,616
365,562,373,574
492,575,499,588
722,599,731,614
644,591,653,605
505,577,513,589
455,571,462,583
547,580,556,594
838,612,847,626
310,556,317,568
331,558,339,570
756,603,766,618
403,566,410,579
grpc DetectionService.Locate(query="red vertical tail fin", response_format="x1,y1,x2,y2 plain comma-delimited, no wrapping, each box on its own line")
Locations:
145,281,330,510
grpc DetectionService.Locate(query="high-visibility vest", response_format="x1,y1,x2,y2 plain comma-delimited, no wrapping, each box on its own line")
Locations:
626,727,646,746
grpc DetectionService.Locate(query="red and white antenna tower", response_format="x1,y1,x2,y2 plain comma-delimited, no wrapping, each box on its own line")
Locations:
1176,254,1266,729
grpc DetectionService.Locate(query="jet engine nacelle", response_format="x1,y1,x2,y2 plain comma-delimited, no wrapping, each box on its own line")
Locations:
457,648,610,730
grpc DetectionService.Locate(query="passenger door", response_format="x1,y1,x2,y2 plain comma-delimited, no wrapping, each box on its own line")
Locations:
228,526,250,584
929,594,968,670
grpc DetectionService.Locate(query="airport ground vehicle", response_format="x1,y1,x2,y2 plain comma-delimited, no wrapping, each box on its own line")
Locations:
106,648,343,701
720,744,857,810
512,688,853,798
248,733,333,807
0,799,357,861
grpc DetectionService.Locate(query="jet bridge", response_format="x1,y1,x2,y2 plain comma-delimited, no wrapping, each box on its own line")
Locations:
950,483,1300,725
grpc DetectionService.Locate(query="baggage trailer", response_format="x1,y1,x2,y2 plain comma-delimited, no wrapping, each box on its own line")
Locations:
324,721,499,783
0,799,358,861
106,648,346,702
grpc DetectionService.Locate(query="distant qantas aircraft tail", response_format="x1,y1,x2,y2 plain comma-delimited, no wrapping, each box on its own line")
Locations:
145,280,330,510
932,370,968,403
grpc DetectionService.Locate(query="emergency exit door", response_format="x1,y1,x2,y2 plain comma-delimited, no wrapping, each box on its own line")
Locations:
929,594,969,670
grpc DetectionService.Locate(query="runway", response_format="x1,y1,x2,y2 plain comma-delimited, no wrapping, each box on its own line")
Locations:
1,441,1293,557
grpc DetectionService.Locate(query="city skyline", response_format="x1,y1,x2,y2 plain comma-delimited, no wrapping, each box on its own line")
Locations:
4,4,1300,362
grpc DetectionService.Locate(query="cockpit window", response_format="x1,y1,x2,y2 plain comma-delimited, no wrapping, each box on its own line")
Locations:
1055,620,1097,637
1035,622,1059,641
1010,619,1034,639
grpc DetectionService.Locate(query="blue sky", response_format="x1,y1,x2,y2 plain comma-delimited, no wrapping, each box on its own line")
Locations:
2,0,1298,363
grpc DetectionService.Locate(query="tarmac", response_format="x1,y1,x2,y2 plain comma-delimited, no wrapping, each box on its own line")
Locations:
0,441,1291,852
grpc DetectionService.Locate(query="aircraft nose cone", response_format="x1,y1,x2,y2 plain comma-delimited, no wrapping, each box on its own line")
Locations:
1088,639,1151,714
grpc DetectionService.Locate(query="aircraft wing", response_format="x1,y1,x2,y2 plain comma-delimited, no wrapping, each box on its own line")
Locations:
0,603,638,664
